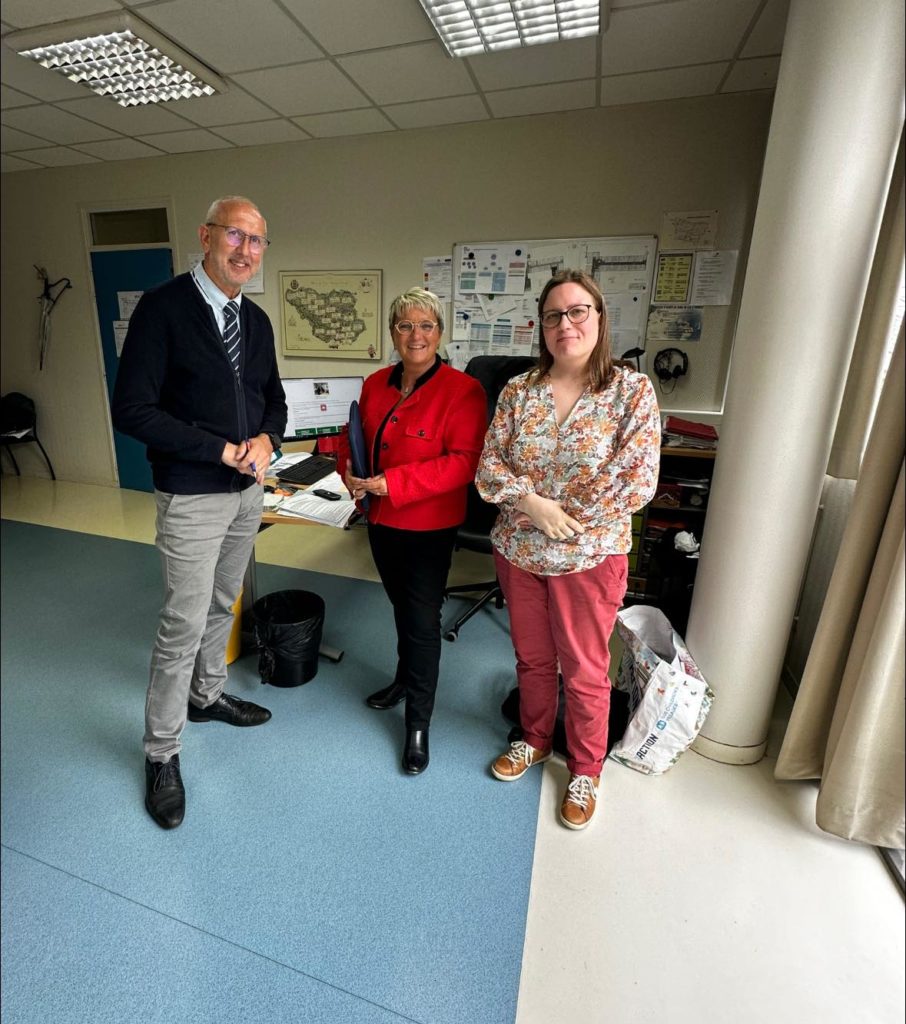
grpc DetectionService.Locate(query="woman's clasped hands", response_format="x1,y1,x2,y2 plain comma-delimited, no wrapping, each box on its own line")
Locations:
515,492,585,541
345,469,388,501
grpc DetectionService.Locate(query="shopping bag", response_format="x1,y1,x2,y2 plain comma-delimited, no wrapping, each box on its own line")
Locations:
609,605,714,775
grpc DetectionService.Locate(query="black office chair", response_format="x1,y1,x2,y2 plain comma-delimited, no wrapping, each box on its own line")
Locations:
0,392,56,480
442,355,536,641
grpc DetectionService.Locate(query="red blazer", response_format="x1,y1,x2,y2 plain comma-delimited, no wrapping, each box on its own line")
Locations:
341,362,487,531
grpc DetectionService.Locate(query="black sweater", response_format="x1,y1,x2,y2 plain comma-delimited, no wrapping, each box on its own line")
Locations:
112,273,286,494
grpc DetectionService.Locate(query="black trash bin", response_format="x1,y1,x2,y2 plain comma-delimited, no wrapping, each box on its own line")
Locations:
253,590,325,687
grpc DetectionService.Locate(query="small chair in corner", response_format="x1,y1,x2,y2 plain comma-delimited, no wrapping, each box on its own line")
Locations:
442,355,536,641
0,392,56,480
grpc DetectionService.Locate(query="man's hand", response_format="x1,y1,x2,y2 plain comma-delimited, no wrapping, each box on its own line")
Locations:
222,439,267,485
516,493,585,541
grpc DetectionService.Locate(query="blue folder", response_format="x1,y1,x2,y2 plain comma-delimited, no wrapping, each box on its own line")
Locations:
348,400,370,512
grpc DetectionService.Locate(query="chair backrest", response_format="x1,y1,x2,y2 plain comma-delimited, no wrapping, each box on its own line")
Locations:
1,392,37,435
459,355,538,544
464,356,537,424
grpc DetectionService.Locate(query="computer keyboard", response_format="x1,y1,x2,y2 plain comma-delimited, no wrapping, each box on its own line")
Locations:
275,454,338,486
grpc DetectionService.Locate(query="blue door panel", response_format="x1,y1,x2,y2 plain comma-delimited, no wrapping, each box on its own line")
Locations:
91,249,173,492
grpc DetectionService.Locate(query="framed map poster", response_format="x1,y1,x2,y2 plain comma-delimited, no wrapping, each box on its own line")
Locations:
279,270,382,360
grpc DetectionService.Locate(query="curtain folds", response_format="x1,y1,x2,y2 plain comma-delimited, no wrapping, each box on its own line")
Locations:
828,131,904,479
775,328,905,849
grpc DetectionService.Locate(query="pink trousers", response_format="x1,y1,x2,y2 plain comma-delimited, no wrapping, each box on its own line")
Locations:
495,551,628,776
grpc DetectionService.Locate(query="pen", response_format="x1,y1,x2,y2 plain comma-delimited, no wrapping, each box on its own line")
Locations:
246,439,256,475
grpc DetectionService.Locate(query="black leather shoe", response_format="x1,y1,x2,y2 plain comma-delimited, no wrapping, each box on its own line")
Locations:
145,755,185,830
402,727,429,774
187,693,271,727
366,681,406,710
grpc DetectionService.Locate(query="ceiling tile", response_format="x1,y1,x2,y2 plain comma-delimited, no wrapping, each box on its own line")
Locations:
71,137,166,160
338,42,473,105
469,36,598,91
486,80,596,119
281,0,435,54
2,105,119,143
0,0,122,29
1,85,37,109
602,0,761,75
162,89,277,127
1,124,51,150
0,43,96,101
383,95,489,131
56,96,196,133
722,56,781,92
601,63,727,106
211,119,308,146
1,152,43,171
232,61,370,116
135,129,234,154
139,0,323,74
291,108,395,138
741,0,790,57
17,146,101,166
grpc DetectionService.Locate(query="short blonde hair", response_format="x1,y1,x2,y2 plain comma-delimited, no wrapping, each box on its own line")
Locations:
387,287,445,334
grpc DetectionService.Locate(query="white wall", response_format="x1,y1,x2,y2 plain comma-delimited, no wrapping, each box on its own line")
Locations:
0,92,773,485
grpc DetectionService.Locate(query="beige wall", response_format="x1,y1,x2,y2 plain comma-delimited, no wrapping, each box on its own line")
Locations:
0,92,772,485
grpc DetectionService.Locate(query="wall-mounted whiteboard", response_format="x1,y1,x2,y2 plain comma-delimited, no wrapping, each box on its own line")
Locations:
450,235,658,361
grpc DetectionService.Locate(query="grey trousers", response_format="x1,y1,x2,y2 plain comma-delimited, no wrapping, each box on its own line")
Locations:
144,487,262,762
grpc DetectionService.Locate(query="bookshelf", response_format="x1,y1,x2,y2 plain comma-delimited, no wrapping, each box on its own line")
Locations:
627,446,718,624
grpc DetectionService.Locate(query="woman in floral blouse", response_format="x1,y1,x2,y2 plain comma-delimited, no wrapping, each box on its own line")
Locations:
476,269,660,830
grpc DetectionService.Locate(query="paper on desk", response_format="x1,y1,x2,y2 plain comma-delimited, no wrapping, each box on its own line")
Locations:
270,450,312,472
277,489,357,528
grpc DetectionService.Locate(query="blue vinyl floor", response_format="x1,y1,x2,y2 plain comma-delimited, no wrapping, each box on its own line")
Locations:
1,522,540,1024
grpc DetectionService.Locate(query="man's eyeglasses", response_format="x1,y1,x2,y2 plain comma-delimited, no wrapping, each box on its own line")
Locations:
206,223,270,253
539,304,594,329
394,320,438,334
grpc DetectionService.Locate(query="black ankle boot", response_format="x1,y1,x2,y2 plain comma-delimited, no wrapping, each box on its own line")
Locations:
402,727,429,774
366,681,406,710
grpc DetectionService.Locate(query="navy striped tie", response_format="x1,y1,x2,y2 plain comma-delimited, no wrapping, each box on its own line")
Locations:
223,300,240,374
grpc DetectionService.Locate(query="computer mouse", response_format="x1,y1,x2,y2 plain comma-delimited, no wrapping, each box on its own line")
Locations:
312,489,342,501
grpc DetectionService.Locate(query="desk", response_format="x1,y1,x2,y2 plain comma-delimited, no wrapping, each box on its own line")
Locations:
240,478,355,663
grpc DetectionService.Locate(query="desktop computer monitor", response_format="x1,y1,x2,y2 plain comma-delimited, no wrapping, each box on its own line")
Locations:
280,375,364,441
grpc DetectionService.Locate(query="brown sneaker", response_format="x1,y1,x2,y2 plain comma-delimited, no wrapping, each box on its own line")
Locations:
491,740,552,781
559,774,600,830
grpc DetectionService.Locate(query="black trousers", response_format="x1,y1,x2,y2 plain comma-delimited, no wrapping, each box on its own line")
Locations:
367,523,458,728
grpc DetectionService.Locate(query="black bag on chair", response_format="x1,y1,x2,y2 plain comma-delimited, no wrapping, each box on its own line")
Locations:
501,679,630,757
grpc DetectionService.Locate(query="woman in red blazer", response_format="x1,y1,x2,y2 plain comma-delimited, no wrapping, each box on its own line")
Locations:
344,288,487,774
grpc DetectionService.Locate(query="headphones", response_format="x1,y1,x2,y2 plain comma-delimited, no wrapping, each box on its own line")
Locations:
653,348,689,383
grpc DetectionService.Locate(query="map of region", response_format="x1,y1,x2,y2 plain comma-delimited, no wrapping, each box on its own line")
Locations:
286,286,364,347
280,271,381,360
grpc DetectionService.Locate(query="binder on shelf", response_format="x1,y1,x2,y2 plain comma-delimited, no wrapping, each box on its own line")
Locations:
663,416,719,450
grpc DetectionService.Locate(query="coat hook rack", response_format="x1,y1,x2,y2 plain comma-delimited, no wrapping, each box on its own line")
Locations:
35,264,72,370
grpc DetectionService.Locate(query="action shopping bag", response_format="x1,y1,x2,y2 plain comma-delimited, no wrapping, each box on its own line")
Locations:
609,605,714,775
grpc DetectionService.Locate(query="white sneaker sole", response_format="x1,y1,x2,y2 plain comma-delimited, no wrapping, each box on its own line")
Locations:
491,750,552,782
559,810,594,830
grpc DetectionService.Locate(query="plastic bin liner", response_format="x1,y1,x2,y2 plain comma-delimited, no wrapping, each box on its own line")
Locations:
253,590,324,687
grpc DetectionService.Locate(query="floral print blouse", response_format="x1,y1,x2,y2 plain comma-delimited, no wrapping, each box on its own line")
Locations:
476,366,661,576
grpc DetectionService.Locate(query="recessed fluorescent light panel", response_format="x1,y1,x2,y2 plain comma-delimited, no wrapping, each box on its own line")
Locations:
418,0,600,57
6,12,226,106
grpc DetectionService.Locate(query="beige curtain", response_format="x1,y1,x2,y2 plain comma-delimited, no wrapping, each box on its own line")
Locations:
828,132,904,479
775,328,905,848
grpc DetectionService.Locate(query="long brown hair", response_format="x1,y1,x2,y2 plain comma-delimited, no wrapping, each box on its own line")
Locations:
529,269,614,392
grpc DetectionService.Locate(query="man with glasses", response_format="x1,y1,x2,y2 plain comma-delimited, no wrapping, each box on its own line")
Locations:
113,195,286,830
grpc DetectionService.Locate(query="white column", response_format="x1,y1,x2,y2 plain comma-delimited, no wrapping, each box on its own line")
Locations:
686,0,904,764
